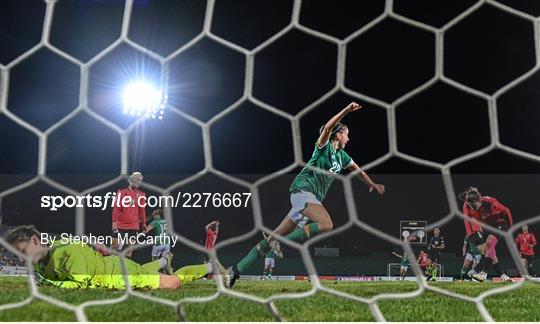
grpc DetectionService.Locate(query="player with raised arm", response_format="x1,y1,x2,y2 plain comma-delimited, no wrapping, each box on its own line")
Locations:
262,233,283,280
144,209,172,274
7,226,229,289
112,172,147,258
426,227,445,281
202,221,220,280
515,224,537,276
460,233,483,281
205,220,220,251
460,187,513,282
226,102,385,288
392,251,409,281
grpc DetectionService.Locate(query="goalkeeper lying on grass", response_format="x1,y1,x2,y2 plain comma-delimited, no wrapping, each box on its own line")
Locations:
6,226,229,289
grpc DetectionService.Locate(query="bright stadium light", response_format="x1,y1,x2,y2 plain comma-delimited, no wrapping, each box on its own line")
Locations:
122,81,166,119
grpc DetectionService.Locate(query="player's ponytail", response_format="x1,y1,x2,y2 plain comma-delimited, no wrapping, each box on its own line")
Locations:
319,123,348,141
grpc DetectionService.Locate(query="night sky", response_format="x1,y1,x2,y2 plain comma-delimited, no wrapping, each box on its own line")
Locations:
1,0,540,259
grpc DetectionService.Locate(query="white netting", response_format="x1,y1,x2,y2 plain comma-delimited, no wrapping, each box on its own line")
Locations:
0,0,539,321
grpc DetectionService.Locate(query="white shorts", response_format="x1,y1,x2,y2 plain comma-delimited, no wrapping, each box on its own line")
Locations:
465,253,481,267
287,191,322,227
151,244,170,257
265,258,275,268
400,265,408,272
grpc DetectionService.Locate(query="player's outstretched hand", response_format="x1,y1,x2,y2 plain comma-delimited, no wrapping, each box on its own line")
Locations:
369,183,385,195
34,272,51,286
344,101,362,113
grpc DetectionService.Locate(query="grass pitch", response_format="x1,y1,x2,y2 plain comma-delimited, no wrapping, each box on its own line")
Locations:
0,276,539,321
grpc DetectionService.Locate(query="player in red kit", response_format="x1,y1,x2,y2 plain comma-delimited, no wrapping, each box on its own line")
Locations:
112,172,147,258
202,221,220,279
515,224,537,276
417,250,430,274
460,187,513,282
205,220,220,250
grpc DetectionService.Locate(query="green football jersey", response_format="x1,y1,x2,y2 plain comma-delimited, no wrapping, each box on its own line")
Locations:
400,255,409,266
464,236,481,255
265,250,276,259
290,142,353,201
149,219,168,245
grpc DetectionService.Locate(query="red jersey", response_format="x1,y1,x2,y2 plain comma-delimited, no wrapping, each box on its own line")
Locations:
418,251,429,267
463,196,513,235
515,233,537,256
112,187,146,230
205,228,218,249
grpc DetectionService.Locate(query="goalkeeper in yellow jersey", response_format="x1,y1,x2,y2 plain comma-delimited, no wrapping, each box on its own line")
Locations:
7,226,229,289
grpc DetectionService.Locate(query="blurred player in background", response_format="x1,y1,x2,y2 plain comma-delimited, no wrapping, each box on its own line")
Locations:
261,233,283,280
427,227,445,281
392,251,409,280
515,224,537,276
7,225,229,289
144,209,172,274
226,102,385,288
417,250,439,280
460,187,513,282
112,172,147,258
418,250,430,275
461,232,483,280
203,221,220,280
205,220,220,251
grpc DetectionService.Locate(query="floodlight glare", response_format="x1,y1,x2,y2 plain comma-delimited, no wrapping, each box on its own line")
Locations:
122,81,166,119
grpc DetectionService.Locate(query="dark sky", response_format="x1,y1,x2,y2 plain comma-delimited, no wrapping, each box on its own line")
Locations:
1,0,540,256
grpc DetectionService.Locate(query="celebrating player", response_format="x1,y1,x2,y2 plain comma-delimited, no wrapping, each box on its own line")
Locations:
460,233,483,280
460,187,513,282
7,226,229,289
112,172,147,258
226,102,385,288
515,224,537,276
261,233,283,280
392,251,409,280
144,209,172,274
427,227,445,281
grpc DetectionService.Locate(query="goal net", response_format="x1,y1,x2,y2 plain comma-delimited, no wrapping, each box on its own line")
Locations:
0,0,539,321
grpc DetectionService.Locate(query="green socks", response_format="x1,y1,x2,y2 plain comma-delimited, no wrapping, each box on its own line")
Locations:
236,223,320,273
284,223,320,241
237,239,271,272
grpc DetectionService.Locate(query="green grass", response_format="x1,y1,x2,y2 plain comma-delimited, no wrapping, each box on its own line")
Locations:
0,276,539,321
